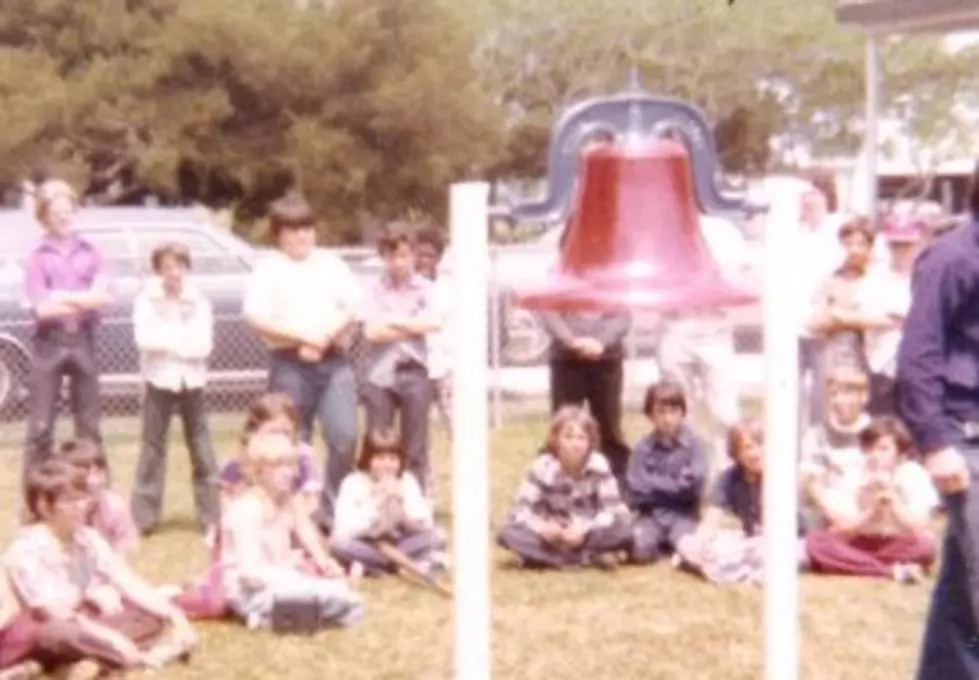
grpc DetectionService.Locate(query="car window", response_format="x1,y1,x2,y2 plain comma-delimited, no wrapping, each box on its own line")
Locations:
134,229,248,275
78,230,140,278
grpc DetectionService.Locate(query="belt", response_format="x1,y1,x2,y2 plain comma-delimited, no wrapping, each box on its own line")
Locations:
272,345,344,362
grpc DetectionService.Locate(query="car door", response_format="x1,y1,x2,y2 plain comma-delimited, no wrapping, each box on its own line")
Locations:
132,227,267,382
75,227,143,385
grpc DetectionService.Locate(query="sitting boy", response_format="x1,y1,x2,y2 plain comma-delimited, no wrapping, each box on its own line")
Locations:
800,362,873,529
627,381,708,563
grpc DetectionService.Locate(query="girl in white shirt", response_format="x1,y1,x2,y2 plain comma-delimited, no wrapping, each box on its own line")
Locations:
331,430,445,576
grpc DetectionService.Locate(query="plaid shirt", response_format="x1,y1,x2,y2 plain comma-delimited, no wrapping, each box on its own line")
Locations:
2,525,121,613
510,451,626,531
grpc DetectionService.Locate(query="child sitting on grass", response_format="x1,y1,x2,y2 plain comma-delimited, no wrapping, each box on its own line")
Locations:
627,380,708,563
4,461,196,678
56,439,138,557
331,430,446,577
800,362,873,529
221,433,363,631
218,393,321,516
497,405,633,571
805,416,938,584
673,419,809,585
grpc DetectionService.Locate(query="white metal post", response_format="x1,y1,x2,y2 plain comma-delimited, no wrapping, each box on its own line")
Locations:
450,182,493,680
865,36,881,215
762,178,805,680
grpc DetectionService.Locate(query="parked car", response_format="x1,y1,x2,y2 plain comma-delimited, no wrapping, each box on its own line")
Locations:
0,207,269,417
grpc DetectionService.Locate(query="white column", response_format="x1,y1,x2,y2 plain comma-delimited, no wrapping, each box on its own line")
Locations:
450,182,493,680
865,36,881,214
761,178,805,680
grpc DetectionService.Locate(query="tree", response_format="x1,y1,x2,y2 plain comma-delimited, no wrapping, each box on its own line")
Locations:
469,0,979,178
0,0,502,243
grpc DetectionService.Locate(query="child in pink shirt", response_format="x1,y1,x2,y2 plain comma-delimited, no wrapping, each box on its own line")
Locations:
56,439,138,556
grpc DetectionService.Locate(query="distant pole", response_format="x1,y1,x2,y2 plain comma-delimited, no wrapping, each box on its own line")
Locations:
762,177,805,680
450,182,492,680
865,36,881,217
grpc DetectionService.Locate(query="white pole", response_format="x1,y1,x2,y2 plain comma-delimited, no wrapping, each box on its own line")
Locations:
762,178,805,680
865,36,881,215
450,182,492,680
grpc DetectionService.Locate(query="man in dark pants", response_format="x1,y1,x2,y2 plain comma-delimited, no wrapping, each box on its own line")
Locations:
243,194,362,532
361,224,439,495
21,180,109,490
896,170,979,680
541,311,632,482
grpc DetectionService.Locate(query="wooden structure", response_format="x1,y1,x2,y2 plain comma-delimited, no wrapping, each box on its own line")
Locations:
837,1,979,35
836,0,979,212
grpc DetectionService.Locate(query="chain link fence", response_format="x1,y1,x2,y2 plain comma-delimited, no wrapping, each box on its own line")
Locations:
0,238,767,453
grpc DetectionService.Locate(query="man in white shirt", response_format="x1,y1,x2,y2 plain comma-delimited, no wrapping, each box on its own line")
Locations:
654,214,751,445
242,194,362,532
130,242,219,536
865,219,922,415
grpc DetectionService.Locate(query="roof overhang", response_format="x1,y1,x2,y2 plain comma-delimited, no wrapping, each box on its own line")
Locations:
836,0,979,35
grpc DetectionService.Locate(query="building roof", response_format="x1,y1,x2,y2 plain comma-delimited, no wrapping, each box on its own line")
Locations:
836,0,979,34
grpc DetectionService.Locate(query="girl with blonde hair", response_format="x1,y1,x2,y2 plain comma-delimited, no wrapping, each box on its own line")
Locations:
220,433,363,631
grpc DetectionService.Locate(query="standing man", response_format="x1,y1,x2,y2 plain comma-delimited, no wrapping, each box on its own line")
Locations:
896,169,979,680
22,179,110,486
541,310,632,483
361,223,440,496
243,193,362,532
130,242,220,536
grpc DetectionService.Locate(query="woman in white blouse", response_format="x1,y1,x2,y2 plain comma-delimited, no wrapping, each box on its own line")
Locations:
331,430,445,576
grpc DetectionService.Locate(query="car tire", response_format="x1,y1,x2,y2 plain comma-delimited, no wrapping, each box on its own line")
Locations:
0,343,29,419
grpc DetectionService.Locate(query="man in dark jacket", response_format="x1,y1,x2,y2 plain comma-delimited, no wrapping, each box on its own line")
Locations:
541,310,632,482
896,165,979,680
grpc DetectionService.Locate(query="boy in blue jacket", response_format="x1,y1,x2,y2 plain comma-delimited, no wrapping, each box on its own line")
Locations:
627,380,709,563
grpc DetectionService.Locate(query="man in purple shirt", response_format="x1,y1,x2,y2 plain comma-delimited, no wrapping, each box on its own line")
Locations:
22,180,110,487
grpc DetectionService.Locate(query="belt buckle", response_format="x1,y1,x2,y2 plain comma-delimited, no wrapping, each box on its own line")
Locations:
963,422,979,440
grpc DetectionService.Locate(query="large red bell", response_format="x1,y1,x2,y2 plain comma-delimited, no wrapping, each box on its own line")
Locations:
514,137,757,312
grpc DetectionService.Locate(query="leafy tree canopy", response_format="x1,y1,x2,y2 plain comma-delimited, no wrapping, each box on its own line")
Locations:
0,0,974,242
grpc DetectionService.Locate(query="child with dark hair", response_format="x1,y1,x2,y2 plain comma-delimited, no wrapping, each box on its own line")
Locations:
498,406,633,570
627,380,708,563
330,430,445,576
805,416,938,583
4,461,197,676
56,439,138,557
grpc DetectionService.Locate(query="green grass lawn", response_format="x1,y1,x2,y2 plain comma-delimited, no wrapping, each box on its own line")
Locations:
0,413,930,680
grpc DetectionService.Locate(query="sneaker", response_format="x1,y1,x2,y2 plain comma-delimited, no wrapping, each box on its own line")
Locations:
64,660,101,680
0,660,43,680
592,553,619,571
904,563,926,584
429,550,451,573
670,553,684,570
892,563,924,584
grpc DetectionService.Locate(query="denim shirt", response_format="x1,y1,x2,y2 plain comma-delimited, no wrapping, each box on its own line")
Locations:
896,219,979,453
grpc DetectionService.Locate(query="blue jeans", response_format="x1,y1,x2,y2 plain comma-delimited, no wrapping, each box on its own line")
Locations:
229,567,364,630
917,442,979,680
268,350,358,531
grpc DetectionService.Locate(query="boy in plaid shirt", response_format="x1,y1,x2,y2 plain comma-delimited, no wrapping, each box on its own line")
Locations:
498,406,633,570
